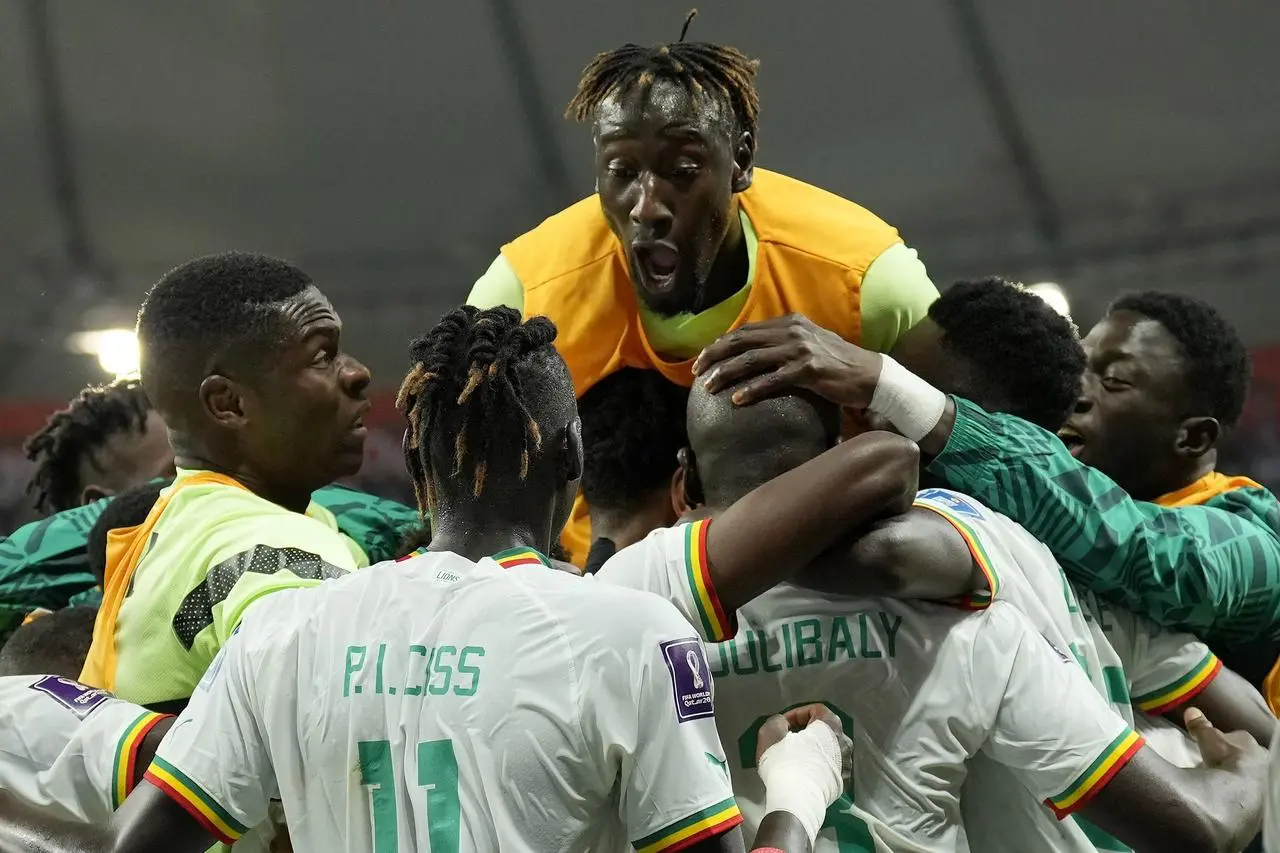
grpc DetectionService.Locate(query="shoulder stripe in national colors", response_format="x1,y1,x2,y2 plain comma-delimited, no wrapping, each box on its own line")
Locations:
111,711,168,808
1046,729,1144,818
145,756,249,844
912,500,1000,609
682,520,735,642
1133,651,1223,715
493,547,551,569
634,796,742,853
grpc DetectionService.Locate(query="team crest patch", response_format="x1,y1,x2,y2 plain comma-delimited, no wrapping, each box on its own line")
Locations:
29,676,111,719
660,638,715,722
916,488,984,519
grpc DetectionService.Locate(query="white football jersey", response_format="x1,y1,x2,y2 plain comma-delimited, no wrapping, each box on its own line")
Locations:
914,489,1218,853
599,522,1143,853
151,548,741,853
0,674,167,823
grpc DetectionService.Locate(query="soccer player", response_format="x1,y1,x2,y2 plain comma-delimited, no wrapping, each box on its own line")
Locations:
75,252,375,711
600,377,1266,852
23,377,174,516
467,25,939,566
579,368,690,571
695,288,1280,677
0,307,843,853
0,606,99,680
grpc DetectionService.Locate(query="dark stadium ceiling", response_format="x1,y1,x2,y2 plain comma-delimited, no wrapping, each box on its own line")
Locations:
2,0,1278,399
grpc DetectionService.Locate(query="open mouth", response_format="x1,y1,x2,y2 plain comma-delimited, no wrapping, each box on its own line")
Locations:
1056,426,1085,458
633,243,679,291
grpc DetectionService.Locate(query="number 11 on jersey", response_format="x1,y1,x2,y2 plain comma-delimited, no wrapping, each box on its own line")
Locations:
359,738,460,852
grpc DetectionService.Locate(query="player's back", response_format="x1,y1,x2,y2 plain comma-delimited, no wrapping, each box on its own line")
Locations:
222,549,740,852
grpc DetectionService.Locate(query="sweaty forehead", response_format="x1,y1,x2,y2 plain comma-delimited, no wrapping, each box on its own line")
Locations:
275,286,340,337
594,77,730,142
1085,312,1184,364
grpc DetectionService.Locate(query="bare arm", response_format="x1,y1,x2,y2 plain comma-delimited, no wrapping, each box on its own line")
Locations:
798,507,982,600
1079,714,1265,853
1168,671,1275,747
751,812,812,852
706,431,920,613
0,782,215,853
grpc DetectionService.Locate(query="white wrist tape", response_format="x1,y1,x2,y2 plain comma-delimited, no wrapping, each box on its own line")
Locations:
758,722,845,846
868,355,948,442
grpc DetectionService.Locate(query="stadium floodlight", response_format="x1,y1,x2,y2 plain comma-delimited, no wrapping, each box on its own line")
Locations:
66,328,140,378
1026,282,1070,318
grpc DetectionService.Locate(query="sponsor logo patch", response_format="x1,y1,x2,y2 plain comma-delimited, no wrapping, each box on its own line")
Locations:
660,638,715,722
916,488,984,519
29,676,111,719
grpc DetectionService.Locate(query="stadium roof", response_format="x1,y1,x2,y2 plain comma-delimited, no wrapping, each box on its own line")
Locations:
2,0,1278,399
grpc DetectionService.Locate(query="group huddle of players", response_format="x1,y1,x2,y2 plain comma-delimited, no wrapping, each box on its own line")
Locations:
2,22,1280,853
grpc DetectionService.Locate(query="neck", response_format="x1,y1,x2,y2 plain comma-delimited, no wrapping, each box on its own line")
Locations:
427,505,551,563
592,499,672,551
695,202,748,313
1164,452,1218,497
173,452,313,513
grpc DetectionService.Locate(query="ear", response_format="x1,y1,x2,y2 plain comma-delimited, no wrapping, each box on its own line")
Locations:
80,484,112,506
731,131,755,193
199,375,249,430
561,417,584,485
676,446,704,508
1175,416,1220,458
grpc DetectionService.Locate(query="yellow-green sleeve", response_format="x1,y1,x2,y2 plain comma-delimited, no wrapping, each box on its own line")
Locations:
858,242,939,353
466,254,525,312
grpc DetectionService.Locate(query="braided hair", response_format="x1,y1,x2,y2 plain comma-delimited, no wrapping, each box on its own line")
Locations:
395,306,559,517
565,12,761,140
23,378,152,514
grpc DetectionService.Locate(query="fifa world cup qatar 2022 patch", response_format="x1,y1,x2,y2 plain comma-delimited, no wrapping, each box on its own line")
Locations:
660,638,715,722
29,675,112,719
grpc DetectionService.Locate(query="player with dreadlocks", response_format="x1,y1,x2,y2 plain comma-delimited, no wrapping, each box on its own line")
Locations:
0,305,849,853
467,10,939,567
23,377,174,516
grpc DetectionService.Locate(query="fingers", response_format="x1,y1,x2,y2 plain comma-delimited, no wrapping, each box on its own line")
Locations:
754,714,793,764
782,703,839,731
692,316,810,377
1184,707,1232,765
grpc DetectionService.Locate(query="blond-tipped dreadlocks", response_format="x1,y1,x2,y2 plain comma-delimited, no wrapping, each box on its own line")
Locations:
395,306,557,517
565,26,761,139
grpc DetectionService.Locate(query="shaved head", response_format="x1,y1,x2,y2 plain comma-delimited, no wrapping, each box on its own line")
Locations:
685,380,840,508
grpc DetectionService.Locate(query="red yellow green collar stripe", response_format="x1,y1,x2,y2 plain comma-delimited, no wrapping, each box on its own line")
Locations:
1046,729,1144,818
492,547,552,569
1133,651,1222,715
145,756,249,844
912,501,999,610
634,796,742,853
682,519,736,642
110,712,168,809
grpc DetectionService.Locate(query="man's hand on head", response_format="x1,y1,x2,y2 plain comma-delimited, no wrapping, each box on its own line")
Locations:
692,315,883,408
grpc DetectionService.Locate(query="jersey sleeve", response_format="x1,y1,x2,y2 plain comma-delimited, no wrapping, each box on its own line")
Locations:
466,254,525,311
594,520,737,642
578,592,741,852
185,512,357,674
927,396,1280,644
0,677,167,823
911,489,1001,610
1119,610,1222,716
972,602,1145,819
857,241,939,353
147,621,277,845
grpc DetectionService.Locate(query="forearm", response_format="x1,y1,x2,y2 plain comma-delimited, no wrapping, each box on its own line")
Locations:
709,432,919,611
924,397,1280,641
750,811,812,853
